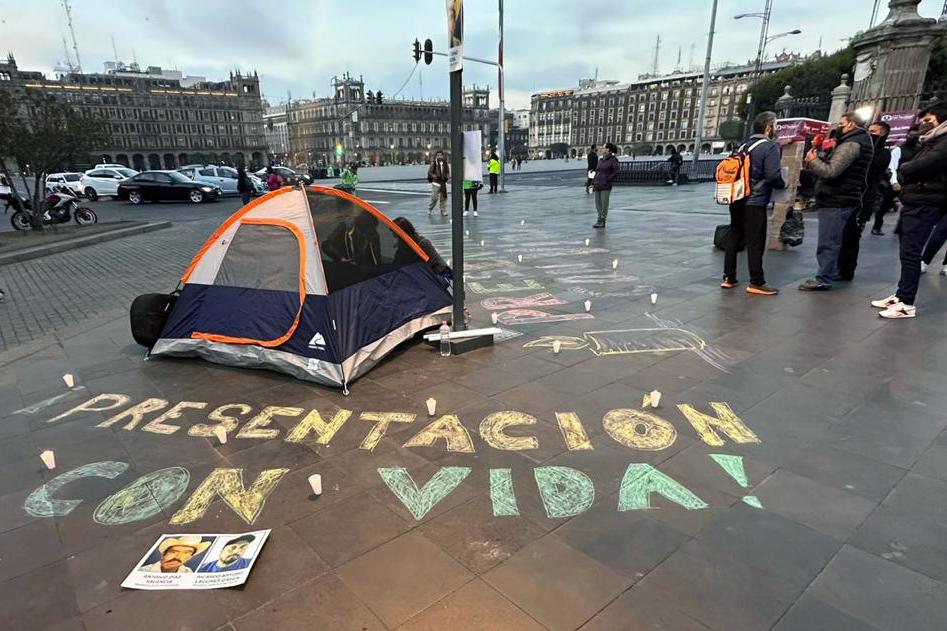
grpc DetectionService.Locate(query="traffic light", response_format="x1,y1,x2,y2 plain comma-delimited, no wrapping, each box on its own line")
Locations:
423,39,434,65
412,39,421,63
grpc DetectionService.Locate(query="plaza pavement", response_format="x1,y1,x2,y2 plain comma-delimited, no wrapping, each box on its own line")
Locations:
1,175,946,630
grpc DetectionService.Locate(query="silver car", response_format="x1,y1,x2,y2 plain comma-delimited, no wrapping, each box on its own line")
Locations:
178,165,265,196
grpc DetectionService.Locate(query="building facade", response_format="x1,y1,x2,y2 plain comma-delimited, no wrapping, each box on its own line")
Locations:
286,73,493,167
529,55,802,158
263,103,289,161
0,55,267,170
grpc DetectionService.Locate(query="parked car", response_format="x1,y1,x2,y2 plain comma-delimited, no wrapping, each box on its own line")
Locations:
80,167,139,200
45,172,85,196
92,163,128,170
117,170,221,204
178,165,266,196
253,166,312,186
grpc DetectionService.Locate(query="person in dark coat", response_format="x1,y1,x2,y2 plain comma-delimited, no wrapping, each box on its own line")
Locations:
585,144,598,194
591,143,619,229
666,146,684,185
236,166,253,206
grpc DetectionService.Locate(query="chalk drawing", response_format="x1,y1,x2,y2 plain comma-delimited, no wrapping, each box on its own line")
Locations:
523,327,706,357
141,401,208,435
709,454,763,509
617,464,708,511
489,469,520,516
533,466,595,518
481,293,567,311
646,313,734,372
532,263,595,271
189,404,252,438
96,398,169,430
466,260,515,272
468,279,545,295
677,403,760,447
14,387,88,416
554,412,594,451
480,412,539,451
284,409,353,445
46,393,131,423
93,467,190,525
493,328,524,343
236,406,302,440
559,275,640,285
169,468,289,525
602,408,678,451
497,309,595,326
403,415,475,453
359,412,416,451
24,461,129,518
377,466,471,520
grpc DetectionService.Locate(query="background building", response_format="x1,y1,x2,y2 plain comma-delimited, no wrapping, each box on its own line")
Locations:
263,103,289,162
529,89,574,158
286,73,493,167
0,55,267,170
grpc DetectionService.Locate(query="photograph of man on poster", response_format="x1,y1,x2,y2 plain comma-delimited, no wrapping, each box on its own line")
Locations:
448,0,462,48
198,534,256,573
139,535,213,574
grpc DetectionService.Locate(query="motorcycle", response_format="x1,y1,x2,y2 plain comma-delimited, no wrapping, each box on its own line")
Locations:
9,185,97,231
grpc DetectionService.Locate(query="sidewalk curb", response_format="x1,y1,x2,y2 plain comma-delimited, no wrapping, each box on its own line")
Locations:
0,221,172,265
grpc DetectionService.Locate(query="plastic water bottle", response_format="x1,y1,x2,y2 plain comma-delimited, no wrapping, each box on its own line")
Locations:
439,322,451,357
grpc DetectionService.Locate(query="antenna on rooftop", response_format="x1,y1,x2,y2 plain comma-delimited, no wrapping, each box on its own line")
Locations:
60,0,82,73
651,35,661,75
111,35,119,62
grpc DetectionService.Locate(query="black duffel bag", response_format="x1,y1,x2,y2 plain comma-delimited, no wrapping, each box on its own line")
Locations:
779,209,805,247
130,291,179,349
713,224,744,252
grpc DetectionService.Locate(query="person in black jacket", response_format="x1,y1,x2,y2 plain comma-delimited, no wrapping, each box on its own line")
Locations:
236,166,253,206
666,146,684,185
592,143,620,229
798,113,874,291
872,102,947,318
585,144,598,194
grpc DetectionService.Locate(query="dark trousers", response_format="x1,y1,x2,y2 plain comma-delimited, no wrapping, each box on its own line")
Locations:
921,212,947,266
464,188,478,211
240,191,251,206
489,173,498,193
837,210,862,280
723,201,767,287
897,205,945,305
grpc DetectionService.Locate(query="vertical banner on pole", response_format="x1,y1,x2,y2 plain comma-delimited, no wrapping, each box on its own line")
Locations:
463,131,482,182
447,0,463,71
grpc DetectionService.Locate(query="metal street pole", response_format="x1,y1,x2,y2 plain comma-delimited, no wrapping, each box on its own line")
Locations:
450,67,466,331
693,0,719,166
498,0,506,192
745,0,773,139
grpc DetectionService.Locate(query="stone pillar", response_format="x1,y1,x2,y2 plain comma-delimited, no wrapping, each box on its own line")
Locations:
767,142,806,252
850,0,947,113
774,86,794,119
828,74,852,124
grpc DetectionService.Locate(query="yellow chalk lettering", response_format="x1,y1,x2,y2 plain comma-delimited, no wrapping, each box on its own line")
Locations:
169,468,289,525
555,412,594,451
480,412,539,451
46,393,131,423
285,409,353,445
236,406,301,440
603,408,677,451
359,412,416,451
96,398,169,430
141,401,207,435
677,402,760,447
188,404,252,438
403,415,475,453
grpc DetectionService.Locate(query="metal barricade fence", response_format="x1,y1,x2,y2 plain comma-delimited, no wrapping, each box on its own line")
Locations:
615,158,723,185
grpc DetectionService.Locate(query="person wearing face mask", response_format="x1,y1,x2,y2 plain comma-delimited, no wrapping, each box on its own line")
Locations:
721,111,785,295
798,112,874,291
872,102,947,318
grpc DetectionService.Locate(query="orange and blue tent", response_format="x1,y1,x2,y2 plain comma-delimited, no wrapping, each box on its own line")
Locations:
151,185,451,391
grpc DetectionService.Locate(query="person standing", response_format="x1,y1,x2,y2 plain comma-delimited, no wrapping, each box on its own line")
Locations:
427,151,450,216
836,121,889,280
721,112,785,296
798,113,874,291
463,178,480,217
236,166,253,205
591,143,619,229
339,162,359,194
265,166,281,191
487,153,500,193
666,146,684,185
872,102,947,318
585,144,598,194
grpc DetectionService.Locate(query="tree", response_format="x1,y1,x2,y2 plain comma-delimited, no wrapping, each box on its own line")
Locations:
718,120,745,143
738,47,857,118
3,90,109,229
549,142,569,158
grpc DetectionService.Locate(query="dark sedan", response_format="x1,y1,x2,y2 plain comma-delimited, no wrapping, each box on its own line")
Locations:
117,170,221,204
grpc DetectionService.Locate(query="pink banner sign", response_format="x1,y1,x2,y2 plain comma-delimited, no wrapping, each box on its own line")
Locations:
876,110,917,147
774,118,830,146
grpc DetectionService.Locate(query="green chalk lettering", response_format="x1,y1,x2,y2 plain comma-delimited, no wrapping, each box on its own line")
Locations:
24,461,129,518
93,467,190,525
617,464,708,511
489,468,520,516
377,467,471,520
742,496,764,509
533,466,594,518
709,454,749,487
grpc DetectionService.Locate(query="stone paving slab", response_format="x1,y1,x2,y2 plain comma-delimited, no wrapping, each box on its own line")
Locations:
1,178,946,630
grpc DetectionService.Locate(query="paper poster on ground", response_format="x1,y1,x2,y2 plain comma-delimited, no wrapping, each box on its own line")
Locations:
121,530,270,590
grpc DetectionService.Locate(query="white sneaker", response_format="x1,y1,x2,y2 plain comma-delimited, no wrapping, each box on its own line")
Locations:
463,211,468,217
870,294,899,309
879,302,916,319
473,210,479,217
941,266,947,276
921,261,928,274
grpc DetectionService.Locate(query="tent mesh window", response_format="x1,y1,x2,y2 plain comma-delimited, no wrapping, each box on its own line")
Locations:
215,224,300,291
307,190,423,293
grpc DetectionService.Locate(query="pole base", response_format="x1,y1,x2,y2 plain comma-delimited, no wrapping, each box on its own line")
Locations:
425,333,494,355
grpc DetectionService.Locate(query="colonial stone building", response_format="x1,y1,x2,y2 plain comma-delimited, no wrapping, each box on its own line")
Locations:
528,88,573,157
263,103,289,161
286,73,493,167
0,55,267,170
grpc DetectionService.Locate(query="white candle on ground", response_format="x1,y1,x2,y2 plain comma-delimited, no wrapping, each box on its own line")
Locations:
214,426,228,444
552,340,562,354
584,300,591,312
62,374,74,388
426,397,437,416
650,292,658,305
490,312,498,324
40,449,56,470
308,474,322,496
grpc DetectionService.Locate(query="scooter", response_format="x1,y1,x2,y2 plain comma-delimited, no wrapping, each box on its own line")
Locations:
10,185,97,231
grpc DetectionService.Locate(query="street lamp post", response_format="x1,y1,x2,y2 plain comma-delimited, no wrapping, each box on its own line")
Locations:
693,0,719,166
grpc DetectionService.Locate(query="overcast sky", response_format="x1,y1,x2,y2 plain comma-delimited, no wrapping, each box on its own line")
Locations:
0,1,942,110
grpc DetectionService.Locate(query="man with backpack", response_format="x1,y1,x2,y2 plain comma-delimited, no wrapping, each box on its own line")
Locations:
720,111,785,296
798,113,874,291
